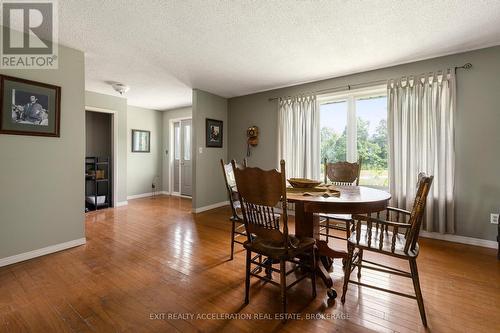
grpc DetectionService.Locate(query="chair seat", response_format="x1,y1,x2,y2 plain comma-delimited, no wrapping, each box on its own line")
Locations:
319,213,352,221
244,235,315,258
348,226,419,258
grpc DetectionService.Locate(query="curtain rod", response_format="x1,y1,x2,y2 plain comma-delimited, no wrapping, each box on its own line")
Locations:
268,63,472,102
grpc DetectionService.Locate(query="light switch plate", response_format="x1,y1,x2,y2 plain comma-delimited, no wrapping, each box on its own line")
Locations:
198,147,203,154
490,213,499,224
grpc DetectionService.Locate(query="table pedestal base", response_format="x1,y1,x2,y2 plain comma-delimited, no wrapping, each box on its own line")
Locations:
294,202,347,288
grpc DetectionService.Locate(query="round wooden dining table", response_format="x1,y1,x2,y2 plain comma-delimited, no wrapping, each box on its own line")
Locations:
287,185,391,288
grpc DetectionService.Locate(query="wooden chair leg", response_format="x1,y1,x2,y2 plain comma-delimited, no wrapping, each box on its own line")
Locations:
346,219,351,238
325,217,330,240
409,258,427,327
245,249,251,304
280,258,287,320
230,219,236,260
264,257,273,279
341,243,354,303
311,247,317,298
357,249,363,279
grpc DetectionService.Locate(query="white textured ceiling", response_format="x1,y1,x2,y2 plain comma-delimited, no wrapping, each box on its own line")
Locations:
58,0,500,110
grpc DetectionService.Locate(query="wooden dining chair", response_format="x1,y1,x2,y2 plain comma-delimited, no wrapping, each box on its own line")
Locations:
341,173,433,327
220,158,248,260
232,160,317,318
320,159,362,243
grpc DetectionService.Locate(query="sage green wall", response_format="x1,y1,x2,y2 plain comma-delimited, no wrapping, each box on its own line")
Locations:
85,91,128,204
161,106,192,193
228,46,500,241
192,89,228,209
127,105,163,196
0,45,86,259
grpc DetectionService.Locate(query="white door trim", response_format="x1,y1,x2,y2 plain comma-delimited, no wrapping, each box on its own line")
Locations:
85,106,118,207
169,117,192,196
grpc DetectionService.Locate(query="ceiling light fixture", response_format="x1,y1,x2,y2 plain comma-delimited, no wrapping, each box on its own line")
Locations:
111,82,130,95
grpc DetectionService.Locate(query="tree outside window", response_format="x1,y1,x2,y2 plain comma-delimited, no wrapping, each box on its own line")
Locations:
320,91,388,188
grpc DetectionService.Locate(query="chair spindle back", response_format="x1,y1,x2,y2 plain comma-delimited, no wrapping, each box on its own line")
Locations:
221,159,247,218
404,173,434,252
324,159,362,186
232,160,289,249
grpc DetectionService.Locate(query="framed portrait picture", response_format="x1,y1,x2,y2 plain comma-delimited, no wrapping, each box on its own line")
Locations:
206,118,223,148
132,129,151,152
0,75,61,137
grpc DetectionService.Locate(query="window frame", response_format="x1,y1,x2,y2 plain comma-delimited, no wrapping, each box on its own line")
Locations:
318,84,388,187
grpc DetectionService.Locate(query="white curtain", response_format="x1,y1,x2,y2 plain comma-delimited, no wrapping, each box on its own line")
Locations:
278,95,320,180
388,71,455,233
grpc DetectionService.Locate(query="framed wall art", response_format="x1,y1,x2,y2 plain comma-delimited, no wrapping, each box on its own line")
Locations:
132,129,151,152
206,118,223,148
0,75,61,137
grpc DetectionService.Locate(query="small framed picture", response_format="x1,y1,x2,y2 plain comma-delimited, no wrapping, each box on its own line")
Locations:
132,129,151,153
0,75,61,137
206,118,223,148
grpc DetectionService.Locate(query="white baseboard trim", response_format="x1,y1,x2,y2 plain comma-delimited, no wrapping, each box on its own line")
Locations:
127,192,154,200
171,193,192,199
0,238,87,268
127,192,170,200
193,201,229,213
116,201,128,207
420,231,498,249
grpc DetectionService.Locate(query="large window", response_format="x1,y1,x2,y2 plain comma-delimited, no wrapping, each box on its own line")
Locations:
319,86,388,188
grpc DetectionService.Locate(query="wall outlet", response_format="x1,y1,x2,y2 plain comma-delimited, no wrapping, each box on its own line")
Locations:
490,213,499,225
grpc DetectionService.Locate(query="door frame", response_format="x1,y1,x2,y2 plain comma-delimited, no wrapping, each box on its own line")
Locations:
85,106,118,207
169,116,192,198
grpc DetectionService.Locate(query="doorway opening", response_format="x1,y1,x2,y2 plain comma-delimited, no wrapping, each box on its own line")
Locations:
170,118,192,197
85,109,116,211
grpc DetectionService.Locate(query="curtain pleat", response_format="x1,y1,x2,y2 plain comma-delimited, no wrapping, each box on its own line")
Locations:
388,72,455,233
277,95,320,180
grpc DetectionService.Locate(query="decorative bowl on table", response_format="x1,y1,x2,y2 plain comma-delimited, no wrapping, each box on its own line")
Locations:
287,178,322,188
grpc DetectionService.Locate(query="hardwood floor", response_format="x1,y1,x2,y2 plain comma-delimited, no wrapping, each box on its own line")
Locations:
0,195,498,332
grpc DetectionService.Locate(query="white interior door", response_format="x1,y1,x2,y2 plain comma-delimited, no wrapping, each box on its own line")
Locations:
180,119,192,196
